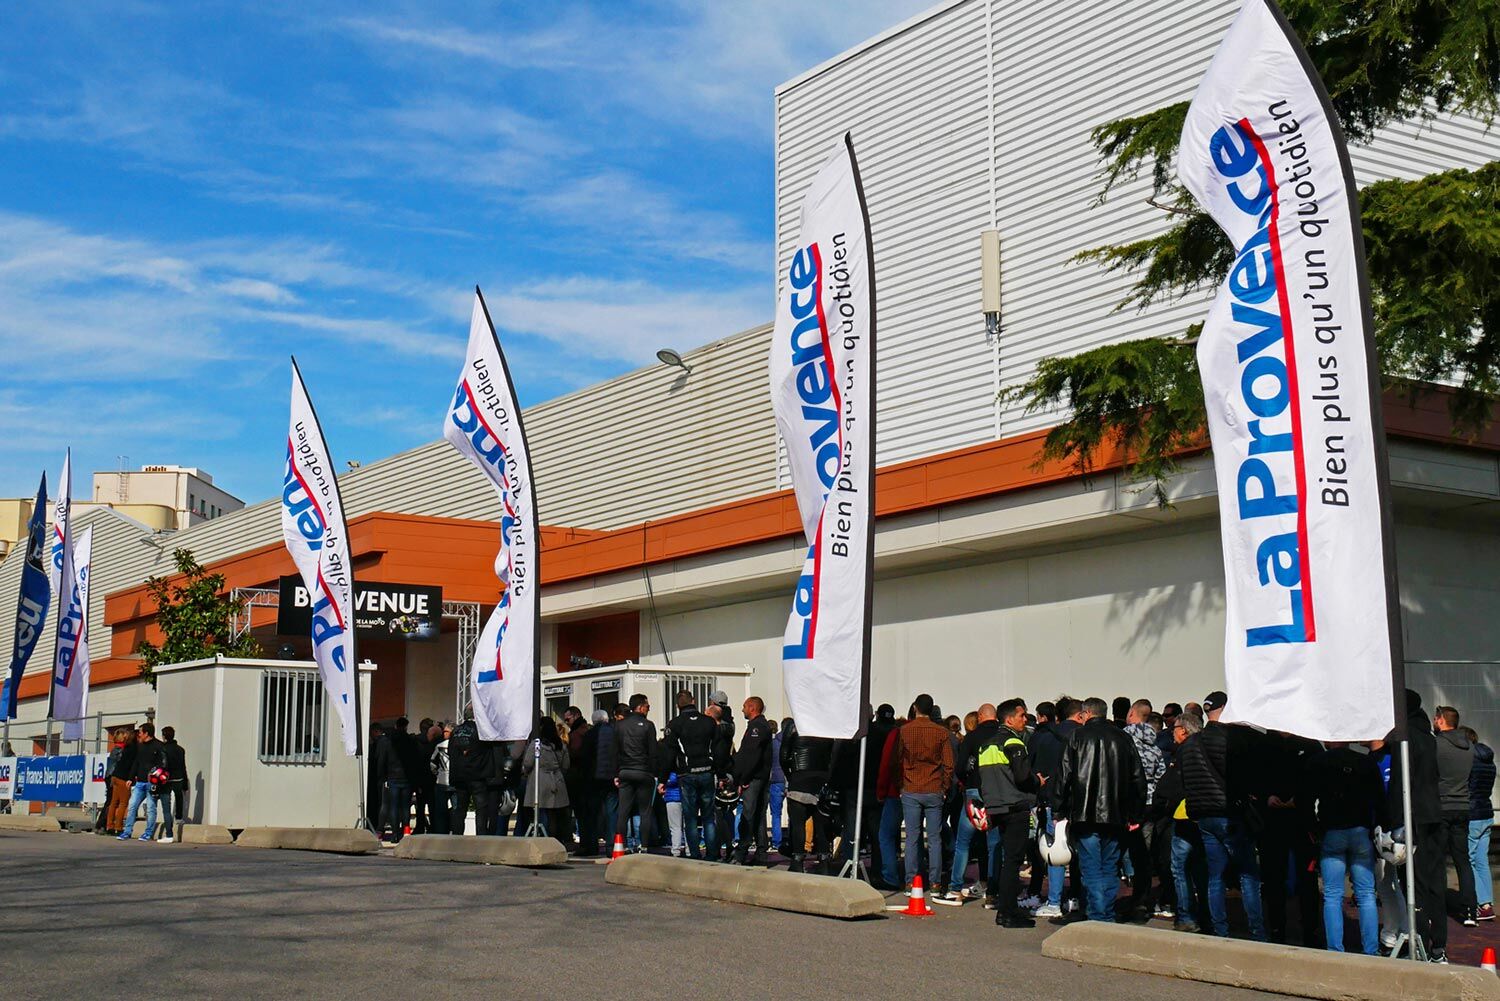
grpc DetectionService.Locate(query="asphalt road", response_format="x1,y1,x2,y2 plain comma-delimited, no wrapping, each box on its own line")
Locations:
0,831,1290,1001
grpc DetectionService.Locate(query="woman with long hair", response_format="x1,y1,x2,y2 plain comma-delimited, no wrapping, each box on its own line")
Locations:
520,716,571,842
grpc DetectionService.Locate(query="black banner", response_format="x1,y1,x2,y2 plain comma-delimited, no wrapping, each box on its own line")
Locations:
277,576,442,642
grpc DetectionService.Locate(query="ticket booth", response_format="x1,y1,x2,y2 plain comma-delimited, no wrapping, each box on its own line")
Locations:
538,663,753,729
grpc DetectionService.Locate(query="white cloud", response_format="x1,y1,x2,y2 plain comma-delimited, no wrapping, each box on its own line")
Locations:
488,276,767,365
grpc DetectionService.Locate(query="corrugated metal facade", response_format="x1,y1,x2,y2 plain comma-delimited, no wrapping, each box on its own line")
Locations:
775,0,1500,459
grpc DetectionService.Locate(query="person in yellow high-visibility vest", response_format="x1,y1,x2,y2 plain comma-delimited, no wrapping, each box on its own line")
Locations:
978,699,1038,928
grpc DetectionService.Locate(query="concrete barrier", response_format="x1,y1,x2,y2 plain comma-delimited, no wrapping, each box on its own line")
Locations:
178,824,235,845
0,814,62,833
604,854,885,920
1041,922,1500,1001
234,827,379,855
49,807,94,830
393,835,568,867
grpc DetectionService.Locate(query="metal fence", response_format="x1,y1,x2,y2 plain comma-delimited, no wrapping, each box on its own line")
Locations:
256,668,327,765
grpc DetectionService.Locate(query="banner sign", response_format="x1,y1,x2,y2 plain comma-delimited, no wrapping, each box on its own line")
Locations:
281,360,360,756
1178,0,1402,740
277,577,441,642
48,450,70,597
3,474,51,718
50,526,93,741
13,754,86,802
443,289,540,742
768,133,876,740
0,758,13,800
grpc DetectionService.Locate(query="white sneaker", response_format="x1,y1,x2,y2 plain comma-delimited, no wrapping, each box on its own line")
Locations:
931,889,964,906
160,836,175,844
1034,902,1063,918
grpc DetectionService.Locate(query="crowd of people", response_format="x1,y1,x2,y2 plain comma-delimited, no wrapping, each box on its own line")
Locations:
98,721,188,842
368,686,1494,962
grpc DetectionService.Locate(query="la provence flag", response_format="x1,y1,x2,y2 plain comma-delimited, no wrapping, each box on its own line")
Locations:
1178,0,1402,740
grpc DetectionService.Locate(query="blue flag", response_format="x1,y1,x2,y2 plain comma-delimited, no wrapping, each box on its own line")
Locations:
3,474,52,719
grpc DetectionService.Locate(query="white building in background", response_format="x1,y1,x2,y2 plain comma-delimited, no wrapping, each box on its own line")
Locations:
91,464,243,530
0,0,1495,812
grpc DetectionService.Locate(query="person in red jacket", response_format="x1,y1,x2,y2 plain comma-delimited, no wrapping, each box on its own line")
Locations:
875,712,906,889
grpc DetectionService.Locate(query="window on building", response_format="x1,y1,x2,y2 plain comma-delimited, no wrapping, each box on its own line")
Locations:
257,669,326,764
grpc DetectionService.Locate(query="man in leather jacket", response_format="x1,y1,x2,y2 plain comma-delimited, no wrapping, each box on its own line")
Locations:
732,696,774,865
662,690,720,860
614,694,662,853
1056,697,1146,923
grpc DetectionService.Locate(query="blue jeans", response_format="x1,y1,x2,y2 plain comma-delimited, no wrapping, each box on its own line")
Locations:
1171,828,1199,920
678,773,716,860
1199,816,1266,940
950,790,1001,888
879,798,902,886
383,781,411,838
1045,808,1066,906
1320,826,1377,955
120,782,158,840
901,792,944,888
1471,818,1494,907
769,782,785,845
1074,825,1123,922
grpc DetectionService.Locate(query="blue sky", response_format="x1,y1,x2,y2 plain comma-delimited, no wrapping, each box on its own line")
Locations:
0,0,928,504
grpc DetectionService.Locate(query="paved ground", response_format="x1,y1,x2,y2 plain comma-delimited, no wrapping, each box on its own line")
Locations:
0,831,1295,1001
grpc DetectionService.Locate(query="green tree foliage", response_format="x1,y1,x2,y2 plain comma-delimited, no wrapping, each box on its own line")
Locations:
1015,0,1500,499
136,549,260,688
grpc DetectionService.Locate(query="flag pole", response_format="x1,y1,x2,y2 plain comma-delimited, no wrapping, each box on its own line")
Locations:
839,734,868,880
1399,741,1422,961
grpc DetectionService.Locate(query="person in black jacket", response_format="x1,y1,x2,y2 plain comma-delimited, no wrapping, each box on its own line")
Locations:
614,693,661,853
1055,697,1146,923
372,717,417,843
1434,707,1478,926
978,699,1037,928
1384,690,1446,958
1031,697,1082,917
1462,727,1495,922
117,723,168,842
942,703,1001,902
157,726,188,844
1302,741,1384,954
779,718,833,873
447,717,497,835
1178,710,1266,940
733,696,773,865
662,690,720,860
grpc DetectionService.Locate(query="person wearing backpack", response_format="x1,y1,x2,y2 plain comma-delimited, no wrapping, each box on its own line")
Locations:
1301,741,1384,954
447,717,496,835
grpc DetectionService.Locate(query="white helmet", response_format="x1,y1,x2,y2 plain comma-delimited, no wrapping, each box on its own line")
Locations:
1038,818,1072,867
1374,826,1408,865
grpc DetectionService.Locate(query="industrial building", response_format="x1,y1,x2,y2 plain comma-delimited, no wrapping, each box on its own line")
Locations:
0,0,1495,815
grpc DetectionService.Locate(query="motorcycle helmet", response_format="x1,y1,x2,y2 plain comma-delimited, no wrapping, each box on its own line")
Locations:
1038,817,1071,867
148,766,171,787
965,798,990,832
1374,826,1408,865
714,781,741,808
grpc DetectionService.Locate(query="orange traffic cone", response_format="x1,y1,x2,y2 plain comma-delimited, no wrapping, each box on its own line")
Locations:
403,825,412,837
610,835,627,861
900,874,935,916
1482,946,1497,975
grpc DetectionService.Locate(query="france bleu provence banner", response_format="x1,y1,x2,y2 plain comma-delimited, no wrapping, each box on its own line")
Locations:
3,474,51,718
281,360,360,756
1179,0,1402,740
50,525,92,740
443,289,539,742
769,133,875,740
